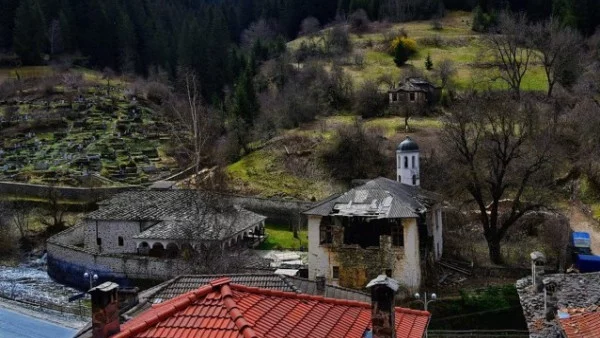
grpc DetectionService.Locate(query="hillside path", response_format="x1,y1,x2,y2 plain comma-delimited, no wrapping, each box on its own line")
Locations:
569,203,600,255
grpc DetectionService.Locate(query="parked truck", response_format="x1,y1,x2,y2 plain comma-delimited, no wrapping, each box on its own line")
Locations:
570,232,600,272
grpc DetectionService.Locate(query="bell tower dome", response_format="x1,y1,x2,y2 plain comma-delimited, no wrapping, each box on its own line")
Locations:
396,136,420,186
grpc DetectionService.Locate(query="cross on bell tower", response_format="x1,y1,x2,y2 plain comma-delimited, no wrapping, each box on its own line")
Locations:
396,136,420,186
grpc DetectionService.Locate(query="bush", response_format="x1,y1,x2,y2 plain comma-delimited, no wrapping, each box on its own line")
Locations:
144,81,171,105
393,37,418,67
349,9,370,34
325,25,353,55
321,121,391,182
354,80,387,118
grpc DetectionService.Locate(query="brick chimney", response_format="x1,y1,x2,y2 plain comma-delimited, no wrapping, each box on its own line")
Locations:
89,282,120,338
366,275,400,338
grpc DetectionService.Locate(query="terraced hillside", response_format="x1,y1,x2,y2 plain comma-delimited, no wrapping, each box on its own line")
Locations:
0,69,180,186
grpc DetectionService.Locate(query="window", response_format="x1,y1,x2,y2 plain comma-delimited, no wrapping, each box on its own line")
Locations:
412,175,417,185
412,156,415,168
398,175,401,183
118,236,124,246
404,156,408,168
332,266,340,279
319,217,333,244
409,92,416,102
96,238,102,246
391,225,403,247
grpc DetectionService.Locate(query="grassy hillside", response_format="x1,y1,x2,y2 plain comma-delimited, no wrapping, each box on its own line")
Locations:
289,11,548,92
226,115,442,200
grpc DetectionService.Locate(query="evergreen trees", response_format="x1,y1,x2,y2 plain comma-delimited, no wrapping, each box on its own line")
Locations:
13,0,47,64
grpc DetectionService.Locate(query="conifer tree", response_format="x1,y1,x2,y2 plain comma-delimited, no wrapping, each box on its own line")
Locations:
13,0,47,64
425,53,433,70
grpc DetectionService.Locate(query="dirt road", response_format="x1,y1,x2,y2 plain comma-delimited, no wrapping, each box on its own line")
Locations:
569,203,600,255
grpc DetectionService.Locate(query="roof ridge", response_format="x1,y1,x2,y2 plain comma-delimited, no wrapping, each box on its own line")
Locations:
230,283,370,309
114,284,213,338
217,281,260,338
279,275,302,293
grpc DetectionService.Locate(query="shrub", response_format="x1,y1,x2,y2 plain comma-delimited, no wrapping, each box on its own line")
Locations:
393,38,418,67
349,9,370,34
354,80,387,118
321,121,391,182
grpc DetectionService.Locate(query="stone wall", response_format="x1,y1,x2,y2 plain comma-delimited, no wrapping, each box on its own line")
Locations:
0,181,137,202
217,192,314,227
47,224,192,290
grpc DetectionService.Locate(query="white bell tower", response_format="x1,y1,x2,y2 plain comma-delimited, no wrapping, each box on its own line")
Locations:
396,136,420,186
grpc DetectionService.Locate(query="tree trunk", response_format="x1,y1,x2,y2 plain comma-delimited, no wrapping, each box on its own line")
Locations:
487,238,503,264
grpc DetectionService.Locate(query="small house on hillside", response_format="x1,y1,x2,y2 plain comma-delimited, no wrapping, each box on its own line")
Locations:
388,77,441,106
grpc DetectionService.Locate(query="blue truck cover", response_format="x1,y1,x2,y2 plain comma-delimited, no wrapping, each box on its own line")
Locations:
573,232,591,249
576,254,600,273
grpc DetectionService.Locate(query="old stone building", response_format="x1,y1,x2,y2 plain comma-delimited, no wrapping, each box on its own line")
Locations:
304,137,443,291
83,190,266,257
388,77,441,106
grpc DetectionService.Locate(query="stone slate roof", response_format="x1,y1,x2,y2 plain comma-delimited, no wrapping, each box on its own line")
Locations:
87,190,263,223
133,208,265,241
87,190,199,221
119,273,371,320
516,272,600,338
144,274,370,305
388,77,438,93
303,177,439,218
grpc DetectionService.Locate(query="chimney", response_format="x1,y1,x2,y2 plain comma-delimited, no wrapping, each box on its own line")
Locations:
315,274,326,294
90,282,120,338
366,275,400,338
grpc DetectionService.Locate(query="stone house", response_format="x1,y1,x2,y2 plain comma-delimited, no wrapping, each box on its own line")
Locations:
304,137,444,291
82,190,266,258
388,77,441,106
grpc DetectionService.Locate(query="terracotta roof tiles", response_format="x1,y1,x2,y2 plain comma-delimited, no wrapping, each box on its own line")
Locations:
561,312,600,338
114,278,429,338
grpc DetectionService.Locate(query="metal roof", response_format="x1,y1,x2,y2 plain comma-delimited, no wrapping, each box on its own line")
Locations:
303,177,439,218
397,136,419,151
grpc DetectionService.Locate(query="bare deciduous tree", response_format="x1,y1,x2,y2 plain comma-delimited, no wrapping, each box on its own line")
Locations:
241,19,277,49
167,69,213,187
38,186,67,234
482,13,533,99
531,18,584,97
179,192,256,274
299,17,321,36
437,59,457,89
441,95,556,264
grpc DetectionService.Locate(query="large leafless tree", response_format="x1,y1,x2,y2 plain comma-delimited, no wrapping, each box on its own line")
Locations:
441,95,556,264
531,18,584,97
482,13,533,99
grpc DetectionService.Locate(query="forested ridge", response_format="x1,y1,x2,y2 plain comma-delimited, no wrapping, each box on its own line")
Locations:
0,0,598,101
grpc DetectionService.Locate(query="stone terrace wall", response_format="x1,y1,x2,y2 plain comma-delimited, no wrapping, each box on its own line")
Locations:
0,181,137,202
47,224,191,290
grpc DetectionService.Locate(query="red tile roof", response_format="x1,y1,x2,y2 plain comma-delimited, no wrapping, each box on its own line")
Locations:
113,278,429,338
561,312,600,338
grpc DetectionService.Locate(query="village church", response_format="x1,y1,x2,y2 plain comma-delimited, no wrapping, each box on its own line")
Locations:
304,137,444,291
